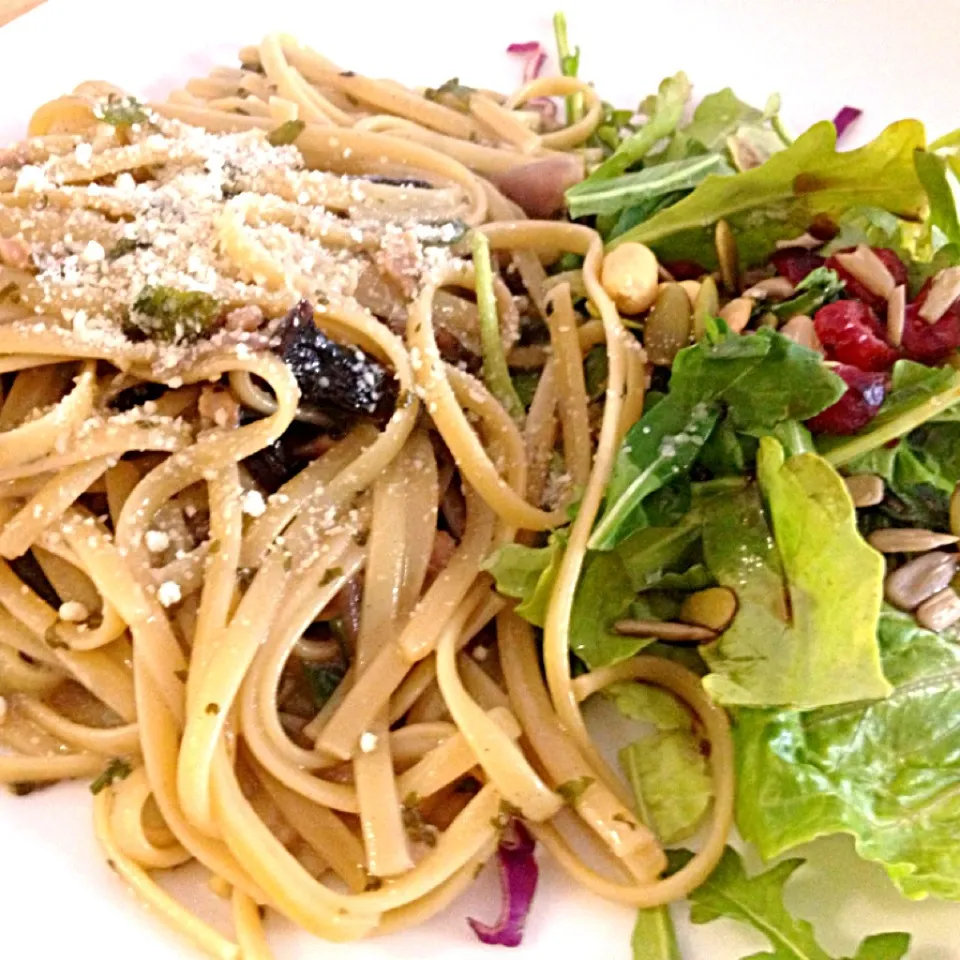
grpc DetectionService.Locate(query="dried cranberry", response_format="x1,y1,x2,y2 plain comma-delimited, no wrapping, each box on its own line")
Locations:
900,280,960,363
769,248,825,285
806,364,888,435
813,300,899,371
824,247,908,312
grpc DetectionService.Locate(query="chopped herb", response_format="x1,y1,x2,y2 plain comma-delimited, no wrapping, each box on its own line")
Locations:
207,539,221,557
472,231,524,421
321,565,344,585
205,702,220,716
490,798,522,832
303,661,346,709
553,12,582,125
94,95,150,127
424,77,476,111
512,370,541,409
267,119,306,147
126,285,221,343
90,758,133,795
556,775,596,806
401,793,439,847
106,238,150,262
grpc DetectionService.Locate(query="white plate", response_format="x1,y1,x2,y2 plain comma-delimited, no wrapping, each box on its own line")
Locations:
0,1,957,957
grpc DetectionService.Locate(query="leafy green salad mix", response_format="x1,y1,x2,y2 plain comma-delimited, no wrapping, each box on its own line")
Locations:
482,12,960,959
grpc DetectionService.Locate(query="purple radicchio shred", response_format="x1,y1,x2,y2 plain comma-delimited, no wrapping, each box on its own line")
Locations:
506,41,547,83
833,106,863,139
467,821,539,948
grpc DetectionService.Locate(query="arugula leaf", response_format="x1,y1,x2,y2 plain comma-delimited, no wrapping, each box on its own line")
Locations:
592,326,842,551
614,120,927,267
685,88,778,152
768,267,845,321
567,153,731,219
94,95,150,127
701,439,891,708
582,73,692,182
736,608,960,900
590,396,720,551
820,359,960,466
571,518,701,668
673,847,911,960
620,733,712,844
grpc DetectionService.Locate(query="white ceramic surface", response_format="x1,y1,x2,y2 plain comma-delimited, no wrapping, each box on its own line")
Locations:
0,1,957,957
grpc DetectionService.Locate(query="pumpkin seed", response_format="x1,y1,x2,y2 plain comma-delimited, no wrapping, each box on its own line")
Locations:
614,618,717,643
645,283,692,366
887,284,906,346
916,587,960,631
884,551,958,611
844,473,884,507
678,279,701,306
868,527,959,553
718,296,754,333
679,587,738,633
692,275,719,341
715,219,739,293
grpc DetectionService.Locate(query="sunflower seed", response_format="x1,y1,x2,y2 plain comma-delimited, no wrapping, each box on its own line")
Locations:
719,297,754,333
919,266,960,324
916,587,960,631
742,276,795,301
884,551,958,610
844,474,884,507
887,284,906,346
834,244,896,299
679,587,738,633
779,314,822,352
715,219,739,293
613,618,717,643
868,528,958,553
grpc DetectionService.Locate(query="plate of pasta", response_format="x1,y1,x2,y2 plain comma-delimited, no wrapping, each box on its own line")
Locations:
0,1,959,959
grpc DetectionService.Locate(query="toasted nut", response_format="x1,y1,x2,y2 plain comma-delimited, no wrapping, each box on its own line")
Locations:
834,244,896,299
742,276,795,300
614,618,717,643
678,280,701,306
951,483,960,538
779,314,822,352
844,474,884,508
715,219,739,293
868,528,959,553
919,266,960,324
884,551,959,610
601,242,660,315
27,95,98,137
887,285,906,347
645,283,692,366
719,297,754,333
916,587,960,631
680,587,738,633
693,275,719,340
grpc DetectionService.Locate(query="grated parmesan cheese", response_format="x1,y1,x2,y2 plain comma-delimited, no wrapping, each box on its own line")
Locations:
157,581,182,607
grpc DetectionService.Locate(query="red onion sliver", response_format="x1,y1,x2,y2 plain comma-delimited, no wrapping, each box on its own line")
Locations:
467,821,539,948
833,106,863,139
506,41,547,83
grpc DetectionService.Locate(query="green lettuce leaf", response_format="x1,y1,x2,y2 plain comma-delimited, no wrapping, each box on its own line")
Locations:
481,533,564,627
914,149,960,247
620,732,712,844
701,439,891,708
613,120,927,267
604,681,693,730
672,847,911,960
736,608,960,900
